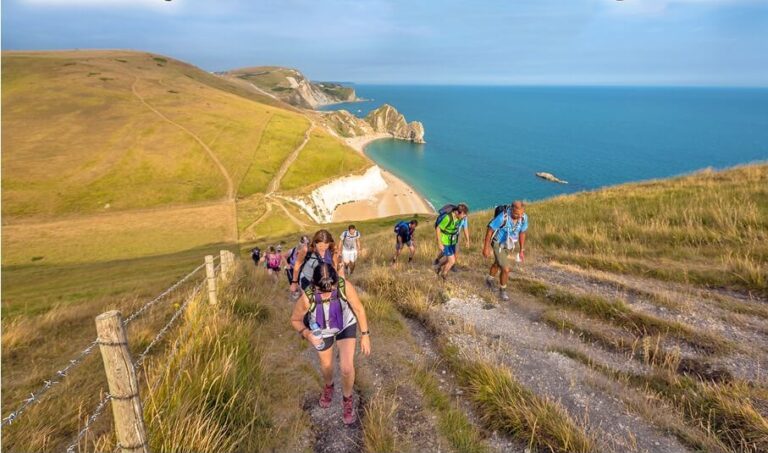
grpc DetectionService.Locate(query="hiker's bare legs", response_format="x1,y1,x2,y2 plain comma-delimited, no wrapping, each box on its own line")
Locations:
499,266,510,287
337,338,356,397
408,245,416,262
439,255,456,276
317,347,334,386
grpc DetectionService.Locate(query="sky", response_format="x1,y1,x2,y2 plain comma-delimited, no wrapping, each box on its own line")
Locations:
2,0,767,86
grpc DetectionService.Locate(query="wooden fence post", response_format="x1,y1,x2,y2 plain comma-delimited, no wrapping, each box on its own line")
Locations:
95,311,149,453
205,255,217,305
219,250,230,278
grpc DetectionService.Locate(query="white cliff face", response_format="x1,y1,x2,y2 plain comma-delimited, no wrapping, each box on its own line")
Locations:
286,166,388,223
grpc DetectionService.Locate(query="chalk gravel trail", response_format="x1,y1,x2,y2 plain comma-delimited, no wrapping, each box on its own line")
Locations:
266,121,314,195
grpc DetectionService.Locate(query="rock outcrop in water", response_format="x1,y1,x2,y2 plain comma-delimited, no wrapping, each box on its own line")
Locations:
365,105,425,143
536,172,568,184
323,104,426,144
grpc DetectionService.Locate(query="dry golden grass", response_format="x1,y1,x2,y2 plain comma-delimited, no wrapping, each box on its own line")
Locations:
1,202,236,267
362,389,400,453
526,164,768,295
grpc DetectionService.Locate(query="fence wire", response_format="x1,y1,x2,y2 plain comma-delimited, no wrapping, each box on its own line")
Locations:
123,261,206,325
135,278,207,368
1,261,208,428
62,272,212,453
64,393,112,453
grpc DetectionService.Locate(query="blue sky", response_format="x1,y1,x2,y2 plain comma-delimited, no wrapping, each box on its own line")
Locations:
2,0,767,85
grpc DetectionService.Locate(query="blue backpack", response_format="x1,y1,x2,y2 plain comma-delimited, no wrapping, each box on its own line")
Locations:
394,221,410,236
434,204,456,228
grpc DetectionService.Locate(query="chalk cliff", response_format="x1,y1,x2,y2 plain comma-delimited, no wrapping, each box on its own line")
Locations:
222,66,357,109
284,166,389,223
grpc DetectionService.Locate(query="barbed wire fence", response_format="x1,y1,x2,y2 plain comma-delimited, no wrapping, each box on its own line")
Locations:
1,251,237,453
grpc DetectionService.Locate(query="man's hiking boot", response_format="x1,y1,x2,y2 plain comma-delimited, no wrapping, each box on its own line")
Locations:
499,289,510,302
319,384,334,408
342,395,356,424
451,266,458,273
485,275,495,290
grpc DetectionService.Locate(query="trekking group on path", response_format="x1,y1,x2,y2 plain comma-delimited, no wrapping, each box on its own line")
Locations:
247,200,528,426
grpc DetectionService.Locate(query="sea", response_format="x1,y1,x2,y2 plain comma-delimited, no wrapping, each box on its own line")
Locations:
321,86,768,211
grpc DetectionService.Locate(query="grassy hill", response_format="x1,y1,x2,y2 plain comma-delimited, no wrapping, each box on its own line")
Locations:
1,50,370,271
4,163,766,452
3,50,766,453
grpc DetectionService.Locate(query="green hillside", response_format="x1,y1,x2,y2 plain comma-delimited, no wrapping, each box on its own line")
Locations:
2,50,372,270
1,51,300,218
3,164,767,452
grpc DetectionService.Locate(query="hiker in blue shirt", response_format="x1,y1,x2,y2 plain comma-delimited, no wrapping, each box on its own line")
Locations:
391,219,419,266
482,201,528,301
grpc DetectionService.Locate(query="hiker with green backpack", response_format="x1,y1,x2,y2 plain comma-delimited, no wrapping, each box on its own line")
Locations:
433,203,470,279
290,262,371,425
482,201,528,301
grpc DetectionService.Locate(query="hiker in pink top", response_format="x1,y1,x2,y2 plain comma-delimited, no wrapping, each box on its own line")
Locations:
264,246,284,280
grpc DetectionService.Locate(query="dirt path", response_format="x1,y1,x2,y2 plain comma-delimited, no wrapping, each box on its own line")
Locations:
272,199,310,228
429,277,689,453
524,262,768,381
266,121,314,195
131,79,235,201
132,78,244,241
248,82,281,101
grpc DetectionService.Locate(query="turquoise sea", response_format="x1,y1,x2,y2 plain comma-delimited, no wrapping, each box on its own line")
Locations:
322,86,768,210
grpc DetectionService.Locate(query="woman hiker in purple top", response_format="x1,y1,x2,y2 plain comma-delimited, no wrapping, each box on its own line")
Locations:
290,262,371,425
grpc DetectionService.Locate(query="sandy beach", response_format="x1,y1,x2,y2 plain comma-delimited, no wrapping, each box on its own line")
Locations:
331,134,434,222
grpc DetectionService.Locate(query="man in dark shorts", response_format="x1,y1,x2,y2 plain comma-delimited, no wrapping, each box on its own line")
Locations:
392,219,418,266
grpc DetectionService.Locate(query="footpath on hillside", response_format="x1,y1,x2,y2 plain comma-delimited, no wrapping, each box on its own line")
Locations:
241,224,768,453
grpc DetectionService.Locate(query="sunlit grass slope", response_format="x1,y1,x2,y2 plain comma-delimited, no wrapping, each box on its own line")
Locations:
1,50,305,219
280,128,368,192
524,164,768,295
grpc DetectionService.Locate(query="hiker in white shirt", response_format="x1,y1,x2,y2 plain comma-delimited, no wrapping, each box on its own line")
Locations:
339,225,362,276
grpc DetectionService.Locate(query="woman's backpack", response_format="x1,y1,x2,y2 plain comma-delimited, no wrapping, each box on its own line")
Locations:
267,253,281,268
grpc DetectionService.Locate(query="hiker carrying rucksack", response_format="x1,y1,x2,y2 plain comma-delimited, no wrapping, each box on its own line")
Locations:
340,225,362,276
482,200,528,301
285,236,310,300
290,262,371,425
290,230,339,293
251,247,262,267
264,246,283,280
433,204,471,272
433,203,469,279
391,219,419,266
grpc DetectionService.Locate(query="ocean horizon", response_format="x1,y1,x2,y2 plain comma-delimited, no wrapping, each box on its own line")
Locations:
322,85,768,211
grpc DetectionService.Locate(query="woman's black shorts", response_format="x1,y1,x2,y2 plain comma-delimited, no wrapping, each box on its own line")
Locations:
303,322,357,352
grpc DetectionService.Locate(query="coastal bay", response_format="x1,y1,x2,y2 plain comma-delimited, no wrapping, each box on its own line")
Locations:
331,134,433,222
324,85,768,210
